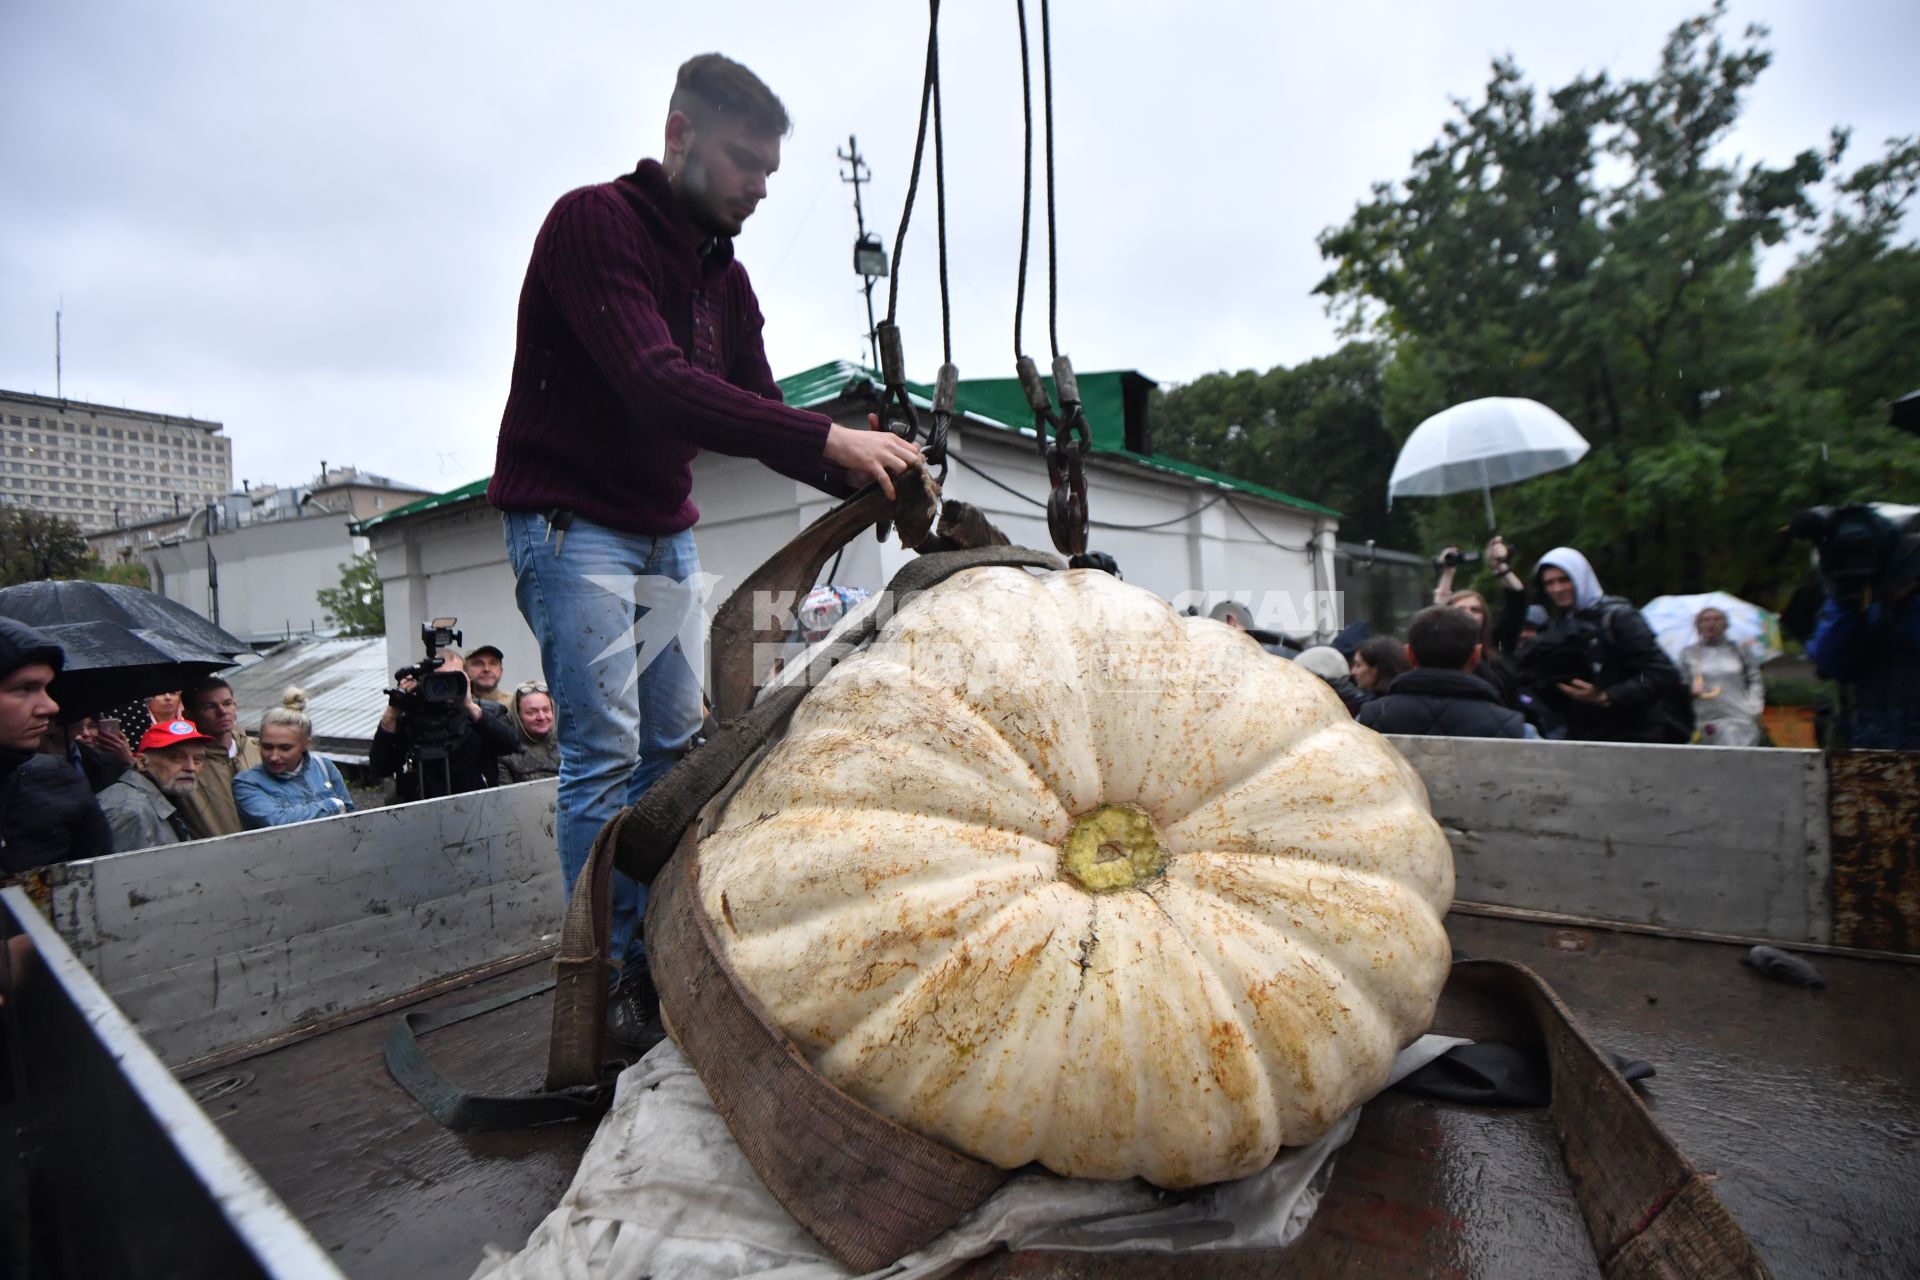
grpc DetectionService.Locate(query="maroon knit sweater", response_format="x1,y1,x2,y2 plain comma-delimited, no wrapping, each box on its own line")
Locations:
488,160,845,535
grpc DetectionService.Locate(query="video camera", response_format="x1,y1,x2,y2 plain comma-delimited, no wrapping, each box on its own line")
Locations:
388,617,466,710
386,616,467,799
1431,549,1481,572
1787,504,1920,602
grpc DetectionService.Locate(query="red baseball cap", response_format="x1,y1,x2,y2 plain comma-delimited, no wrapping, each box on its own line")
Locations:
137,719,213,752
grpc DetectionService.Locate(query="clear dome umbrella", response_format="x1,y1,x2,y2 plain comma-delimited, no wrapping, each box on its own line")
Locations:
1388,397,1590,531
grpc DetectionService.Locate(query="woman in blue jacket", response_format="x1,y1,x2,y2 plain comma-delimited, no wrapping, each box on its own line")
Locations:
235,687,355,828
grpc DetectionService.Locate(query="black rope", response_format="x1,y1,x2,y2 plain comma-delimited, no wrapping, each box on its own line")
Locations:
952,452,1046,508
1013,0,1035,359
1040,0,1061,358
1225,497,1312,553
885,2,943,327
948,452,1235,531
1098,493,1230,532
932,51,952,364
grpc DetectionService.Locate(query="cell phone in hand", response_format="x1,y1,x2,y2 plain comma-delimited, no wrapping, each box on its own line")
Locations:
96,717,122,737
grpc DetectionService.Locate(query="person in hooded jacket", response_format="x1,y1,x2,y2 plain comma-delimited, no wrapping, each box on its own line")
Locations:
1520,547,1689,744
499,683,561,784
1295,646,1368,716
1360,606,1528,738
0,619,112,872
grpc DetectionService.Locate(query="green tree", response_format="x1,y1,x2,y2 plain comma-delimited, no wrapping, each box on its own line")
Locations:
0,508,92,585
317,551,385,637
82,558,152,589
1152,342,1421,547
1310,4,1920,608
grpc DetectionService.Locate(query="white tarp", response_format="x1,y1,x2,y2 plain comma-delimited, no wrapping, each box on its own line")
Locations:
472,1034,1465,1280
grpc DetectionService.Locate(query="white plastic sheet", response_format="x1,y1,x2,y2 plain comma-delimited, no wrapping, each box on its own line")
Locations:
471,1034,1466,1280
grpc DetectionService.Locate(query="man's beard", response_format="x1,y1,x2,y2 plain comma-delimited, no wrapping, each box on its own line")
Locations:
161,778,199,798
677,151,737,237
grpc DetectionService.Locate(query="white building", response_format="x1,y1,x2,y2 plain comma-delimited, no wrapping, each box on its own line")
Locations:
0,389,231,531
356,362,1345,691
143,511,368,648
98,466,435,649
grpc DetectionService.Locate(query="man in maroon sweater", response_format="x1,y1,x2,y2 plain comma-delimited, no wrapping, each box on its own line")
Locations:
490,54,920,1050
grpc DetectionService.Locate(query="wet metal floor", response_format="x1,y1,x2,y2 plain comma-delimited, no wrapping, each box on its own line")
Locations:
1448,913,1920,1280
191,915,1920,1279
186,961,591,1280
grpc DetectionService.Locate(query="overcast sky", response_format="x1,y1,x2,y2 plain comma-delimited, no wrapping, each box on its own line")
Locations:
2,1,1913,498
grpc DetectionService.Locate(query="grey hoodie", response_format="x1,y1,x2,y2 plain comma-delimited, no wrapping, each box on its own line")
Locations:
1534,546,1605,611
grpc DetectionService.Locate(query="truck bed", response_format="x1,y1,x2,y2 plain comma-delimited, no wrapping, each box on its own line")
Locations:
186,912,1920,1280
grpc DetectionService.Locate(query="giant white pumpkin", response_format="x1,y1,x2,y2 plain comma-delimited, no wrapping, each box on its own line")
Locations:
698,567,1453,1187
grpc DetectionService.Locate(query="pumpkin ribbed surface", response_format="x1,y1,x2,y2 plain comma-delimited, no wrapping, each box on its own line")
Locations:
698,567,1453,1187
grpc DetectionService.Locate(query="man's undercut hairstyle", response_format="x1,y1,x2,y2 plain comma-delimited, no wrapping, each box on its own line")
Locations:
1409,605,1482,671
671,53,791,137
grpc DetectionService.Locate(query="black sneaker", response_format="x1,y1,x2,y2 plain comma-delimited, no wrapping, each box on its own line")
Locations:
605,964,666,1056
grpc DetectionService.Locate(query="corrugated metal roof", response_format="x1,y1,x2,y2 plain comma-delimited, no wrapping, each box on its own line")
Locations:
779,359,1018,428
223,637,391,760
353,476,489,533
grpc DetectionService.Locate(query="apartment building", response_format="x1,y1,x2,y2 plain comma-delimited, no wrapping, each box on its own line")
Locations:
0,389,232,532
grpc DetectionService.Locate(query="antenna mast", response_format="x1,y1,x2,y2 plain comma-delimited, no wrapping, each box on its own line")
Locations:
839,135,888,372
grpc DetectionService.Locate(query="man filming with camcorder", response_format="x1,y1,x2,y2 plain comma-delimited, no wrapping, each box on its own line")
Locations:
1799,502,1920,750
369,618,519,801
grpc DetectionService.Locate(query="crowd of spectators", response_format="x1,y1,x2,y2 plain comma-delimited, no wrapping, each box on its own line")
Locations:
1268,535,1805,747
0,624,562,875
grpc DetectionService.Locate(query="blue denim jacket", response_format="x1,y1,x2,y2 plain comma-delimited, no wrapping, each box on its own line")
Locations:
234,754,354,829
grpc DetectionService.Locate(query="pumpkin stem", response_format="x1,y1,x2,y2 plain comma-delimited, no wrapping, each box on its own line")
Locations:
1060,804,1166,893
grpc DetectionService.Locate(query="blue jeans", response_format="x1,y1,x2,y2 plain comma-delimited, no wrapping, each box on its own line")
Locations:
503,511,706,974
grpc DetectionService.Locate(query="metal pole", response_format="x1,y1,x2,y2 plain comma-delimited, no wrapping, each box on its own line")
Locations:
204,502,220,627
838,135,881,371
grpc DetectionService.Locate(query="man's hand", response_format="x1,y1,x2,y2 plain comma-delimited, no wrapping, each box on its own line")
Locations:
1558,679,1610,706
381,674,416,732
825,415,923,501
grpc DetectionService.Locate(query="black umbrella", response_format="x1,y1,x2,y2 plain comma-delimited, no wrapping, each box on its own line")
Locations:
37,620,237,722
0,582,250,722
0,580,249,657
1891,389,1920,436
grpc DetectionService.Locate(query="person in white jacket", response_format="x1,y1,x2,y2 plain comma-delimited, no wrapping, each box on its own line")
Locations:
234,687,355,828
1678,606,1765,746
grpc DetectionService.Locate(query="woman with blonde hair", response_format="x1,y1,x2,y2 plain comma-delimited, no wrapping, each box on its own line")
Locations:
500,682,560,784
234,687,355,828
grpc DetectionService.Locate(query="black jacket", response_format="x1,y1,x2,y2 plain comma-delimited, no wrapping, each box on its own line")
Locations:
1520,597,1689,744
1359,668,1529,739
2,751,113,873
369,701,519,801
